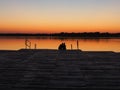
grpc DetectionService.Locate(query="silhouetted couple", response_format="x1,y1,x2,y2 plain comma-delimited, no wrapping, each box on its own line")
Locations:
58,43,66,50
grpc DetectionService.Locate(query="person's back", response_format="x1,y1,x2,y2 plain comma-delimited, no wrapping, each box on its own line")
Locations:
58,43,62,50
58,43,66,50
63,43,66,50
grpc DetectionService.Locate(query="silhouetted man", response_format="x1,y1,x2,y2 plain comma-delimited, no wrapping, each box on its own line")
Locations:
58,43,66,50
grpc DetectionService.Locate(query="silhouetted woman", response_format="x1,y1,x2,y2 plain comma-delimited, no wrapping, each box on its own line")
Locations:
58,43,66,50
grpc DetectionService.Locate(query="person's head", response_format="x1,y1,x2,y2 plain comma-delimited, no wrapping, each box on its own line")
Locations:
61,43,64,45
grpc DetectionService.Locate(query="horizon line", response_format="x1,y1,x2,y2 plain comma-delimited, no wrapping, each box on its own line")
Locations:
0,32,120,34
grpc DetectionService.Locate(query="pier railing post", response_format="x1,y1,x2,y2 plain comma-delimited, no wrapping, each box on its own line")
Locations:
77,40,79,50
71,44,73,50
34,43,37,49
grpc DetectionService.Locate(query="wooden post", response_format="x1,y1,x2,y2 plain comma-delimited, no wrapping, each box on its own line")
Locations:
77,40,79,50
25,39,27,49
35,44,37,49
29,42,31,49
71,44,73,50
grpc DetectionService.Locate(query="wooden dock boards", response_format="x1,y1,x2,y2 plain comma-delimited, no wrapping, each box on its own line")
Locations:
0,50,120,89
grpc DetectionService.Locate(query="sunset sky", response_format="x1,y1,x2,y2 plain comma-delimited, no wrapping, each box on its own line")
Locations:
0,0,120,33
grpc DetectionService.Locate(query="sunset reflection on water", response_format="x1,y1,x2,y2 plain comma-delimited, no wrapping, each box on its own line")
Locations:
0,36,120,52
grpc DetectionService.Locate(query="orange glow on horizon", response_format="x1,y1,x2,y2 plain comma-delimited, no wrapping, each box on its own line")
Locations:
0,22,120,33
0,11,120,33
0,18,120,33
0,16,120,33
0,27,119,33
0,0,120,33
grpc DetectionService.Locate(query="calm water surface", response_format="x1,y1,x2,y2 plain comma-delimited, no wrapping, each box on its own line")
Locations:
0,36,120,52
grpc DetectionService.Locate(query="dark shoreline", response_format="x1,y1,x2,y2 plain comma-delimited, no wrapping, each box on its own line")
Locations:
0,34,120,40
0,32,120,38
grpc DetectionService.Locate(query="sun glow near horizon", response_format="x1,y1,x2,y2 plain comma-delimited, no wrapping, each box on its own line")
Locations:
0,0,120,33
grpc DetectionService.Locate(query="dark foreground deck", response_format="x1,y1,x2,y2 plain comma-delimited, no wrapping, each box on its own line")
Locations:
0,49,120,89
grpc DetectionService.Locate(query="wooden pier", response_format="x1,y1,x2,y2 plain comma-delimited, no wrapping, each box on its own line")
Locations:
0,49,120,89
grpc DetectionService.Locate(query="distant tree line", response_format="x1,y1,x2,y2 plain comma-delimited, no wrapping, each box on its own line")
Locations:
51,32,120,38
0,32,120,38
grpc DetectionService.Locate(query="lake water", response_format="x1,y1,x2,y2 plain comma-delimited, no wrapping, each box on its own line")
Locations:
0,36,120,52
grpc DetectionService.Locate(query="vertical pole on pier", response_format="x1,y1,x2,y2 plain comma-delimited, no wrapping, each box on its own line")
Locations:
77,40,79,50
29,42,31,49
71,44,73,50
34,43,37,49
25,38,27,49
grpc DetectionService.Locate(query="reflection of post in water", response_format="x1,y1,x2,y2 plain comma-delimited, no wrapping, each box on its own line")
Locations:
77,40,79,50
25,38,31,49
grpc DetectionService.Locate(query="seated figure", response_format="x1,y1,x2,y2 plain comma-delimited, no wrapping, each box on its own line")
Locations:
58,43,66,50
